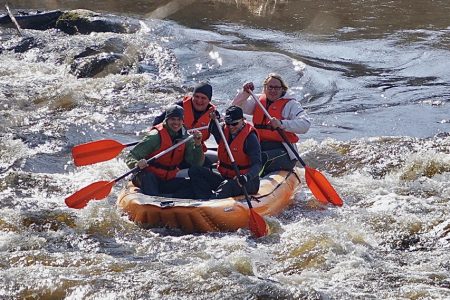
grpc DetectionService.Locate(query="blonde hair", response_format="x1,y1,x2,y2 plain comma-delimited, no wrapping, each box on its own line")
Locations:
263,73,288,92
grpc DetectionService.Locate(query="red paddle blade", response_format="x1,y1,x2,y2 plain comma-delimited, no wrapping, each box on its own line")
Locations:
305,166,343,206
249,209,269,238
72,140,126,167
65,180,115,209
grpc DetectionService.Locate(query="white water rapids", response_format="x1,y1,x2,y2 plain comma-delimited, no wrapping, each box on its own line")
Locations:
0,1,449,299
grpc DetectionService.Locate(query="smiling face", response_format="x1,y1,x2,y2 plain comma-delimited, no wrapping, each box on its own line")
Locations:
263,77,285,101
166,116,183,132
192,92,210,112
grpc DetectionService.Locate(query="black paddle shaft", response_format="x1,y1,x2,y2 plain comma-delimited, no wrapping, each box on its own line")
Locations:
231,162,253,209
213,118,254,209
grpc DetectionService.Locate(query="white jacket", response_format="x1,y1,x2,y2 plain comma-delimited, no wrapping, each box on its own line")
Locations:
232,91,311,159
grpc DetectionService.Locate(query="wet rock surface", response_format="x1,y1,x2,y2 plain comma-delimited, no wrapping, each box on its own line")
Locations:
0,10,63,30
0,9,141,34
69,37,133,78
55,9,141,35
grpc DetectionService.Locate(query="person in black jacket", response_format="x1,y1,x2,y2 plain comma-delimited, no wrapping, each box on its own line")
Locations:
188,106,262,200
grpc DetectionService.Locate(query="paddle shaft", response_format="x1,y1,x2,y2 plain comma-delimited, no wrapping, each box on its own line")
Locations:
5,4,24,36
72,124,214,167
249,91,343,207
118,135,195,180
213,118,254,208
65,134,195,209
91,125,210,150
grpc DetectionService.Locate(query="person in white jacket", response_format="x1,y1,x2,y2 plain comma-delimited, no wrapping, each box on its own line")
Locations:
232,73,311,176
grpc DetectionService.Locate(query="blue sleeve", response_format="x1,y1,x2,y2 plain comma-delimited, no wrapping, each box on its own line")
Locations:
243,132,262,180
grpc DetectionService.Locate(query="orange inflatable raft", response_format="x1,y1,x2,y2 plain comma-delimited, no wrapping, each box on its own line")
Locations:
117,167,302,233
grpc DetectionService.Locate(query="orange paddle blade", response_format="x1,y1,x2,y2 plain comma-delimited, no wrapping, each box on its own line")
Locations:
305,166,343,206
72,140,126,167
65,180,115,209
249,209,269,238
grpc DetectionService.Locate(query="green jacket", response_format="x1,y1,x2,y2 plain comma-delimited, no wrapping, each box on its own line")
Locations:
125,122,205,169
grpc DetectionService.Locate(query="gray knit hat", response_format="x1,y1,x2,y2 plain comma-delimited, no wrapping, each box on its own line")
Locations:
165,105,184,120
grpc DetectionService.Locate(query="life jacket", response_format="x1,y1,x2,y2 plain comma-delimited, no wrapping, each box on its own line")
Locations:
217,122,258,179
252,95,299,143
144,124,185,180
182,96,215,152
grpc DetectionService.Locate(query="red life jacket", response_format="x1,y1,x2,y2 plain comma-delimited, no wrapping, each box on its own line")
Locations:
252,95,299,143
217,122,258,178
182,96,215,142
182,96,215,152
144,124,185,180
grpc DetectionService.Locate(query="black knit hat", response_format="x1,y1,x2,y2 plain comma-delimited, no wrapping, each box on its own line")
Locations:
165,105,184,120
224,105,243,124
193,82,212,101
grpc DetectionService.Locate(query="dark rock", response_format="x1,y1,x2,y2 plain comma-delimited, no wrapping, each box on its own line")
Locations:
69,37,132,78
74,37,127,59
55,9,140,35
11,36,40,53
0,9,141,35
70,52,129,78
0,10,63,30
1,36,42,53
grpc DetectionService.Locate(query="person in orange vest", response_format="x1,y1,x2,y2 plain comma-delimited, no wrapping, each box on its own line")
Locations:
153,82,216,167
232,73,310,176
188,106,262,199
126,105,204,198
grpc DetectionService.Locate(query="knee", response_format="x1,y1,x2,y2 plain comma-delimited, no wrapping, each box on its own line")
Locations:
188,165,203,177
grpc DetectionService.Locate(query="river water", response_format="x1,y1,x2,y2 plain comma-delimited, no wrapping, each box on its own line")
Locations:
0,0,449,299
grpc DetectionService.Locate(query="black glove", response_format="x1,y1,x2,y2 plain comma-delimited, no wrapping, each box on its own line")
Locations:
214,110,222,121
237,174,248,186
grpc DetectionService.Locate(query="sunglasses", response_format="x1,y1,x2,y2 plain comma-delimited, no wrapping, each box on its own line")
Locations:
226,121,241,126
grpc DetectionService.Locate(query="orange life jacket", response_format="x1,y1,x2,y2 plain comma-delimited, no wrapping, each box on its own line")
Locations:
182,96,215,141
182,96,215,152
252,95,299,143
217,122,258,178
144,124,185,180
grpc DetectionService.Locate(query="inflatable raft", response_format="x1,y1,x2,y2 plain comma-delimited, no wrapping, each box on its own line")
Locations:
116,167,302,233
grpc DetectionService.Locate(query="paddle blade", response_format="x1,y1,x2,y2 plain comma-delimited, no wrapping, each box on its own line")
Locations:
72,139,126,167
65,180,115,209
305,166,343,206
249,209,269,238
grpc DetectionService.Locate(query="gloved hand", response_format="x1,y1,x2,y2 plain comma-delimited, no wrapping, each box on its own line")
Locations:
210,109,223,124
237,174,248,186
136,159,148,169
209,109,221,120
214,110,222,121
192,130,203,146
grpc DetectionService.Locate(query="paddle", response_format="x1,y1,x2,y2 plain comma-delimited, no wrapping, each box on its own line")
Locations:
249,91,343,207
5,3,24,36
65,135,194,209
213,118,268,238
72,125,210,167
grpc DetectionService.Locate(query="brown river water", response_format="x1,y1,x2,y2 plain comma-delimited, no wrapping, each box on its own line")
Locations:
0,0,449,299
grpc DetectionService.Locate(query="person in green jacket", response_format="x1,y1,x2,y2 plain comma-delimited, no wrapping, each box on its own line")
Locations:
125,105,204,198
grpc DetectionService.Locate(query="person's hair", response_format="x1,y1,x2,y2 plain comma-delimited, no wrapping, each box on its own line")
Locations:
263,73,289,92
